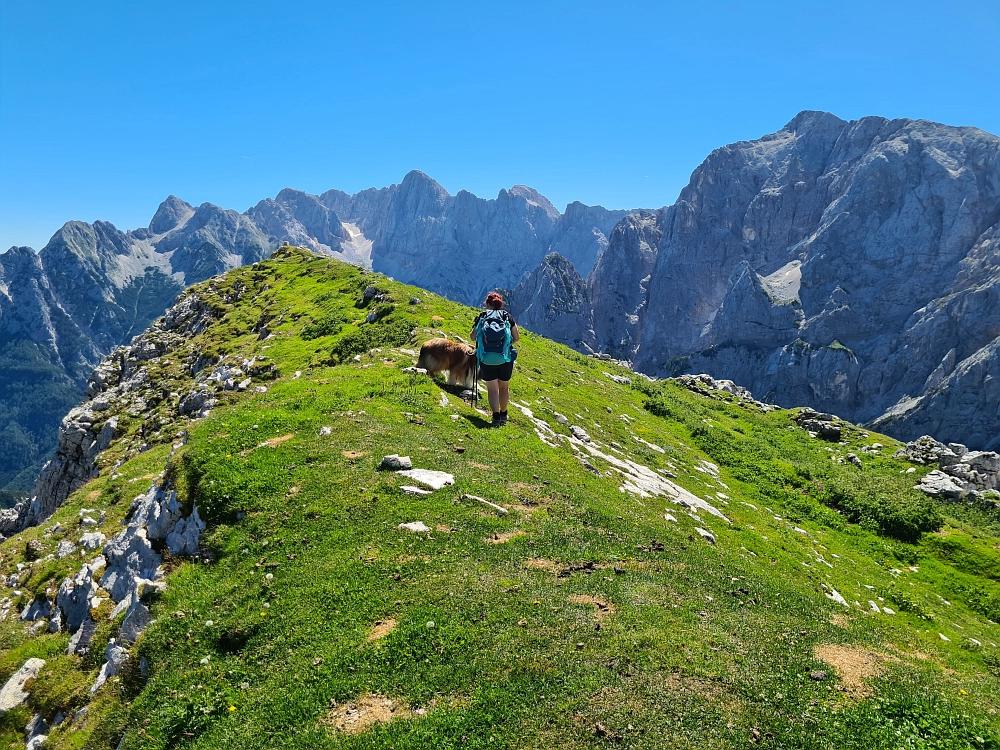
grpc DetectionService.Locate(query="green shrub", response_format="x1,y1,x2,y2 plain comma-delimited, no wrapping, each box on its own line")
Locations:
328,316,416,364
818,474,943,543
300,312,346,340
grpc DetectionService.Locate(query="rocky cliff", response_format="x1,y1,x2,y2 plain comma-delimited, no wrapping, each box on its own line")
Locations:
512,112,999,449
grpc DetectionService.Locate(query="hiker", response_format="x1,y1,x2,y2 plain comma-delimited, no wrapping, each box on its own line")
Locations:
471,291,519,427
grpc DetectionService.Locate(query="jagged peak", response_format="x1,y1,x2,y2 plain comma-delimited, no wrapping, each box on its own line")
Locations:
399,170,449,196
509,185,560,219
780,110,848,134
274,187,320,204
1,245,38,259
150,195,195,235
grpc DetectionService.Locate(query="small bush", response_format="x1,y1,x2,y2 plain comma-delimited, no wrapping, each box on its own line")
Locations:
818,474,943,543
328,316,415,364
301,312,346,340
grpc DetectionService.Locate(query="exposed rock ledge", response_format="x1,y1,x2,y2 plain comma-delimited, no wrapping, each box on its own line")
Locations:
0,288,230,537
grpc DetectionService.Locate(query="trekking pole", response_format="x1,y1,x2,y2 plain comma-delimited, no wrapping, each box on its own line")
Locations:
473,358,480,407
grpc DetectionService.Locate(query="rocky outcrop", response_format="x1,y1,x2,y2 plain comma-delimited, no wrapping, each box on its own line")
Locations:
898,436,1000,502
508,253,595,350
0,284,231,534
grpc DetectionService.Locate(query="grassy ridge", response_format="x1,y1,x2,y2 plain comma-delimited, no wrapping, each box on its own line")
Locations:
1,247,998,749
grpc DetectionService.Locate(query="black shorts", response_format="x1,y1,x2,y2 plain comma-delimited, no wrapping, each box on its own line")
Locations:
478,359,514,382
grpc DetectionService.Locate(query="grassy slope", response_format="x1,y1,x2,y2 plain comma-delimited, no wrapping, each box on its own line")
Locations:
1,247,999,749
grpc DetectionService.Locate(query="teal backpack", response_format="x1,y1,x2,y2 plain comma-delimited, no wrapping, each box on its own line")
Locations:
476,309,514,366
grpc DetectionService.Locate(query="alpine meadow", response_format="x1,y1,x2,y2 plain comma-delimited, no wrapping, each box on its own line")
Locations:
1,247,998,749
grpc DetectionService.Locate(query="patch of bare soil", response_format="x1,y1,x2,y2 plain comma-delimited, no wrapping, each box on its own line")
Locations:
488,531,526,544
86,490,101,501
524,558,561,573
367,618,398,642
342,450,366,459
830,613,851,628
813,644,896,696
264,433,295,448
322,693,423,734
435,524,453,533
568,594,615,620
468,462,496,471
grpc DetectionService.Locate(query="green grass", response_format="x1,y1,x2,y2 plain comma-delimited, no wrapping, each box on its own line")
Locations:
1,247,999,749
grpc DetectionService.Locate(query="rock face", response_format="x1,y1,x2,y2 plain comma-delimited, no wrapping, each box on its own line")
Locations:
1,178,627,492
508,253,595,351
588,211,663,361
330,173,626,305
569,111,1000,450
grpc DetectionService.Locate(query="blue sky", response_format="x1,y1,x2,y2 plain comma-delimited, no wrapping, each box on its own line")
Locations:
2,0,998,251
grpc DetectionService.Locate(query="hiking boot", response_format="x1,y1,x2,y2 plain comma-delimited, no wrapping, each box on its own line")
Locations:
490,412,502,428
499,410,509,426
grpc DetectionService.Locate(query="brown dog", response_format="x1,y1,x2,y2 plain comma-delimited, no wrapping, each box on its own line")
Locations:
415,338,476,388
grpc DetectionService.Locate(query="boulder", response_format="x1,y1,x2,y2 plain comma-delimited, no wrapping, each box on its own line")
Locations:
380,454,412,471
916,470,965,499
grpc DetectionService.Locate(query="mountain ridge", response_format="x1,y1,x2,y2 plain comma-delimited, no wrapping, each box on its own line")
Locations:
0,174,625,490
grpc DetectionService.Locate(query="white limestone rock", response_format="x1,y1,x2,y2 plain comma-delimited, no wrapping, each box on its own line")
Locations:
0,658,45,712
397,469,454,490
398,521,431,533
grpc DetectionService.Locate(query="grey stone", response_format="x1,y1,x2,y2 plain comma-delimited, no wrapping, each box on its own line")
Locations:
379,454,412,471
695,527,716,544
57,560,102,631
67,618,97,656
100,527,162,602
79,532,106,550
0,658,45,712
25,713,48,750
56,540,77,558
119,600,151,645
20,597,52,622
397,469,454,490
398,521,431,533
809,670,828,681
90,639,128,695
165,505,205,555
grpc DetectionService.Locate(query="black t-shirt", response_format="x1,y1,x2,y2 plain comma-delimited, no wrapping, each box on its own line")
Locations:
474,309,517,329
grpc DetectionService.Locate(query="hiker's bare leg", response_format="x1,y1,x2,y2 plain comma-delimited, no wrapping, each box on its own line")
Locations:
498,380,510,412
487,380,501,413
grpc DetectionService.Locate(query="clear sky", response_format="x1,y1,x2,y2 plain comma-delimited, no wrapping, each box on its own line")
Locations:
2,0,998,251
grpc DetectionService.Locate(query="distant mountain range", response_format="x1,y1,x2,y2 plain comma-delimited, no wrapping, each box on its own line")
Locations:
2,109,998,491
0,175,627,489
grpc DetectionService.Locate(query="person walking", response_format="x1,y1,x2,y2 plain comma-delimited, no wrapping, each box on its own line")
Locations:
471,291,519,427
